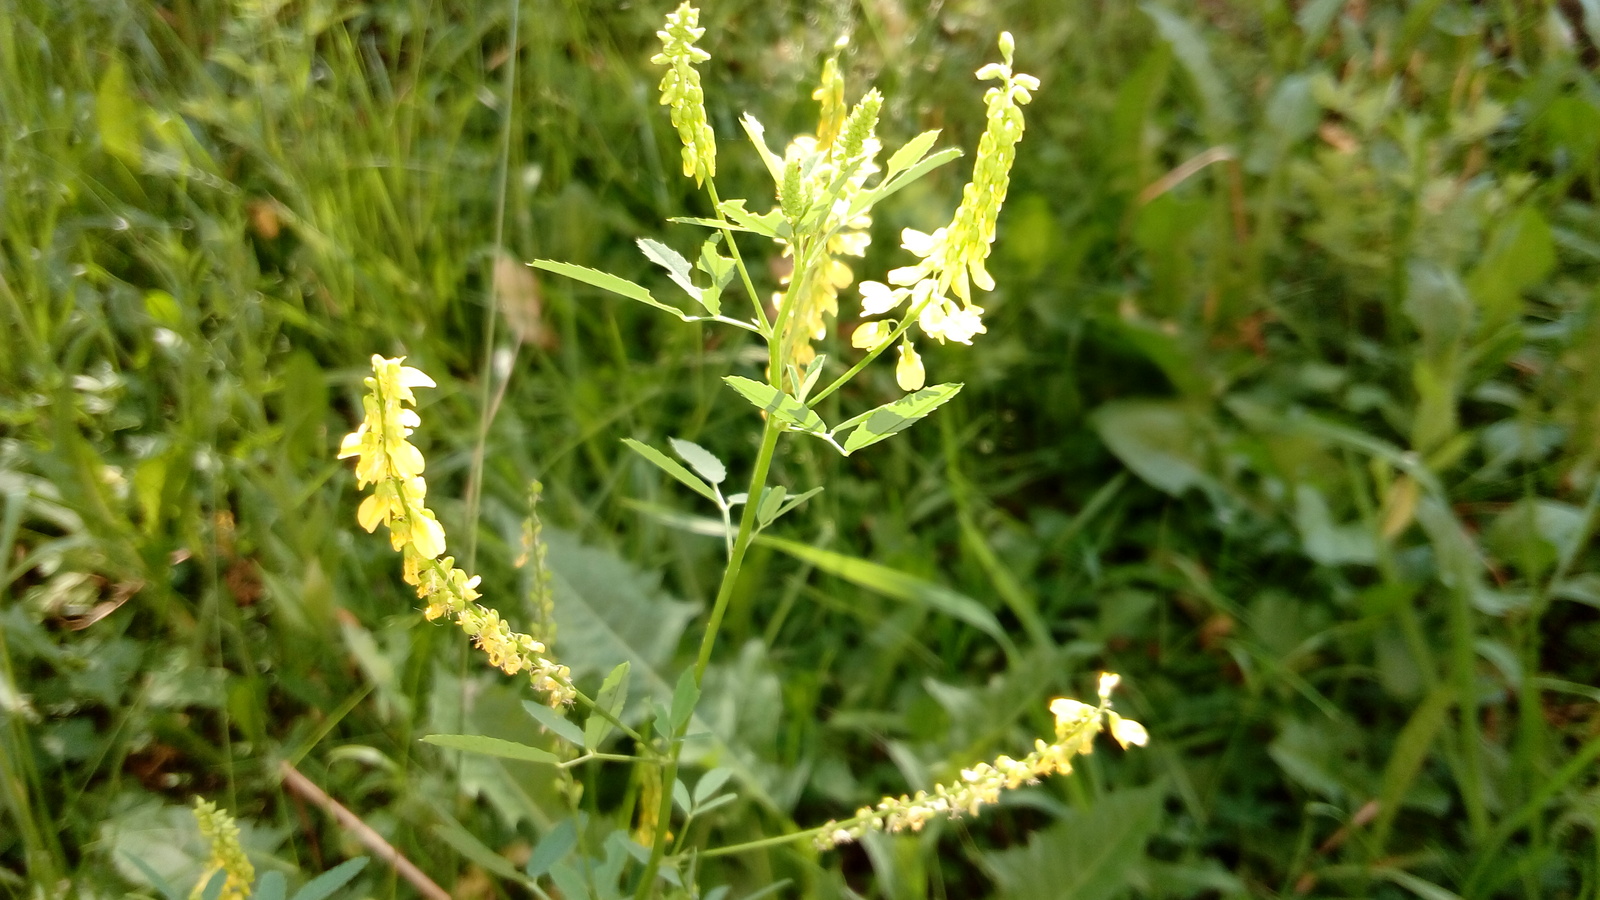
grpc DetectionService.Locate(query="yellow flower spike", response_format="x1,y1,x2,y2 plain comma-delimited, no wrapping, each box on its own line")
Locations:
191,799,253,900
650,3,717,185
815,677,1147,851
339,356,576,707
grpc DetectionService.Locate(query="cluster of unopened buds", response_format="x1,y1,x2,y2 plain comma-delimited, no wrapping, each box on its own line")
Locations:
339,355,575,706
815,673,1147,850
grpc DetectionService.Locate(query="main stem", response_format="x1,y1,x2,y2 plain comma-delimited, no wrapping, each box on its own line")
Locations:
634,416,783,899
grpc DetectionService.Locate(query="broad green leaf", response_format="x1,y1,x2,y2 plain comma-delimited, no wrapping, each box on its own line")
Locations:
670,667,700,732
669,437,727,485
885,129,941,177
96,59,142,167
421,734,559,765
525,818,578,879
522,699,585,746
673,777,693,815
622,438,718,503
757,535,1011,649
253,872,287,900
584,661,631,750
1090,400,1212,496
530,260,684,318
288,857,369,900
838,383,963,454
637,238,702,302
983,787,1163,900
722,376,827,434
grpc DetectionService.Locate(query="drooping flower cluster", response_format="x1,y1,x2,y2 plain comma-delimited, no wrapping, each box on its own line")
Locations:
338,355,575,706
651,2,716,186
191,799,253,900
855,32,1039,391
814,673,1146,850
774,54,884,369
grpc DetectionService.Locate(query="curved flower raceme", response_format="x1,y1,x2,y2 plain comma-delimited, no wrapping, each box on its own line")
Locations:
855,32,1039,390
338,355,575,706
814,672,1146,850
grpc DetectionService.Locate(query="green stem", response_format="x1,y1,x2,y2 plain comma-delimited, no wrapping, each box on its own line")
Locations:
695,825,827,859
809,284,938,406
706,180,772,336
635,417,784,899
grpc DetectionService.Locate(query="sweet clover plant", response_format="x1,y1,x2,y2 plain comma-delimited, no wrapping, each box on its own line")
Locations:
332,5,1146,896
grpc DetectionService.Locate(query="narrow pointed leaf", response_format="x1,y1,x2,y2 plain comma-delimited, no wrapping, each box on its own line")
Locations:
531,260,685,318
670,667,700,732
723,377,827,434
852,148,963,217
838,383,964,454
623,438,718,503
885,129,942,177
584,661,631,750
422,734,559,765
757,535,1011,649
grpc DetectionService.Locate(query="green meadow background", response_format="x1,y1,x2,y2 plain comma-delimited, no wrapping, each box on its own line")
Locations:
3,1,1599,897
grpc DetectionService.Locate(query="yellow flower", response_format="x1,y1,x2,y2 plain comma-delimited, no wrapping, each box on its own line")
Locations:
895,342,925,391
339,356,575,707
815,674,1147,850
191,799,253,900
651,3,716,185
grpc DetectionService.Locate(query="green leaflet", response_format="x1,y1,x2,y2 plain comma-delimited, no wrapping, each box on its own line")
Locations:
836,383,963,454
584,661,630,750
637,238,702,303
757,535,1012,650
622,438,719,503
530,259,685,318
421,734,560,765
722,377,827,434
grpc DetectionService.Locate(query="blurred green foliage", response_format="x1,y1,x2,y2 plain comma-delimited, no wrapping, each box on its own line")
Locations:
2,0,1598,898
